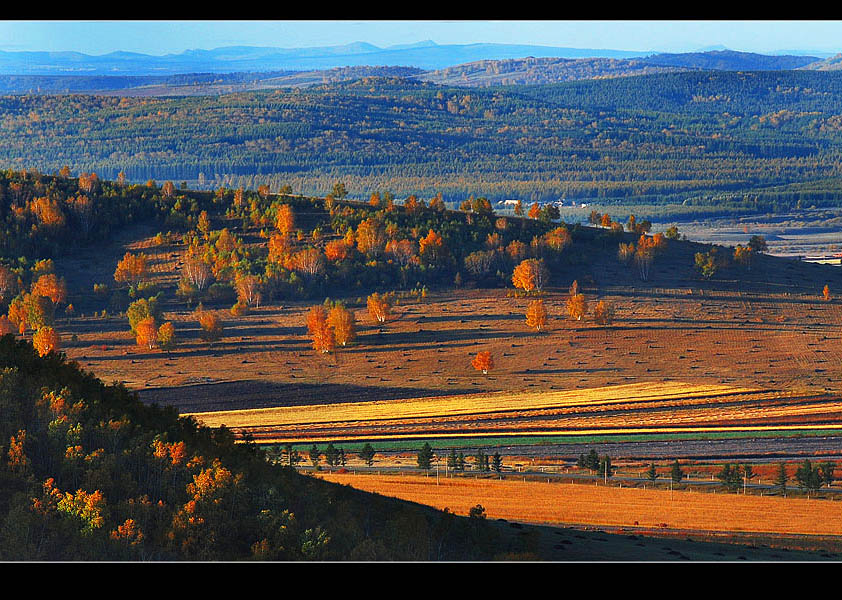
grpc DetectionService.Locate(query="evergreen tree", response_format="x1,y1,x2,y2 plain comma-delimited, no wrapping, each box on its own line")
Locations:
795,459,822,494
717,463,741,492
309,444,322,470
324,443,338,468
670,460,684,484
417,442,434,471
474,449,487,472
585,448,600,473
456,452,466,472
492,452,503,474
741,464,754,483
647,463,658,483
358,443,375,467
775,462,788,496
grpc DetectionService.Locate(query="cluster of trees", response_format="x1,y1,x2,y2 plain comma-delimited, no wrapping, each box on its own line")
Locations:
0,257,70,357
305,301,357,354
444,448,503,474
695,235,767,280
716,460,834,496
577,449,614,479
646,460,684,485
0,334,512,560
617,231,667,282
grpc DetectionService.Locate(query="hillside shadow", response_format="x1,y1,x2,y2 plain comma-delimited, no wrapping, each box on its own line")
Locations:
137,380,477,413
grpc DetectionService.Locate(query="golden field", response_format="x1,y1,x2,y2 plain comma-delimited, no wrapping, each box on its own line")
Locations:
320,472,842,537
183,380,842,444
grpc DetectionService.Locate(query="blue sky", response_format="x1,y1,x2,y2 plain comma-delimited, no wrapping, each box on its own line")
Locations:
0,20,840,56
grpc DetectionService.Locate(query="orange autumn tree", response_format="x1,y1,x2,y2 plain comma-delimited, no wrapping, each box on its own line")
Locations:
544,226,572,252
33,326,59,356
525,299,548,332
528,203,541,219
367,292,393,324
566,280,587,321
196,309,223,344
327,304,357,347
823,285,831,302
512,258,548,294
114,252,149,287
593,300,616,325
268,231,293,264
158,321,176,352
733,244,754,270
356,218,387,258
471,351,494,375
324,239,350,262
418,229,446,266
306,305,335,353
275,204,295,236
135,316,158,349
31,273,67,306
234,273,263,308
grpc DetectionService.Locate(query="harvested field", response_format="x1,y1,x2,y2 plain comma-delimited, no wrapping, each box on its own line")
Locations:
320,472,842,540
183,381,842,446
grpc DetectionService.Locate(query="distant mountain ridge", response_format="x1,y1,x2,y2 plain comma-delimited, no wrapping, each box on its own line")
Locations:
641,49,821,71
0,45,835,95
0,42,649,76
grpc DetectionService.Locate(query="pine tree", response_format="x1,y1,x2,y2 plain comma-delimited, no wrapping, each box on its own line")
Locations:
647,463,658,483
718,463,742,492
417,443,434,471
671,460,684,484
585,449,600,472
795,459,822,494
775,462,788,496
324,443,338,468
492,452,502,474
359,443,375,467
309,445,321,470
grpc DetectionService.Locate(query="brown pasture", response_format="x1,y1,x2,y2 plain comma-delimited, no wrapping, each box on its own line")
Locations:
52,224,842,432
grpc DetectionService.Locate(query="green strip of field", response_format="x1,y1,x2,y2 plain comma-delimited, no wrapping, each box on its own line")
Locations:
259,427,842,453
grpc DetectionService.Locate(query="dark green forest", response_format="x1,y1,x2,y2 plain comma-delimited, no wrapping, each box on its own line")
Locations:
4,71,842,216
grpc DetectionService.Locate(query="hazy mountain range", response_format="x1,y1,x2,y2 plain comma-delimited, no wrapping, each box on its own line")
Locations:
0,42,838,95
0,41,650,76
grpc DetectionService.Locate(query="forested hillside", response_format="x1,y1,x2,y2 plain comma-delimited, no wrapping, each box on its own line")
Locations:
0,333,512,560
4,71,842,215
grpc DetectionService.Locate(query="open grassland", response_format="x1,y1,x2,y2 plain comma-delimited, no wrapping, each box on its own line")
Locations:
320,472,842,540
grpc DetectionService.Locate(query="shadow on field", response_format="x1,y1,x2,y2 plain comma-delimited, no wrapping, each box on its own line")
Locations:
359,327,534,347
83,337,311,361
137,379,477,413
